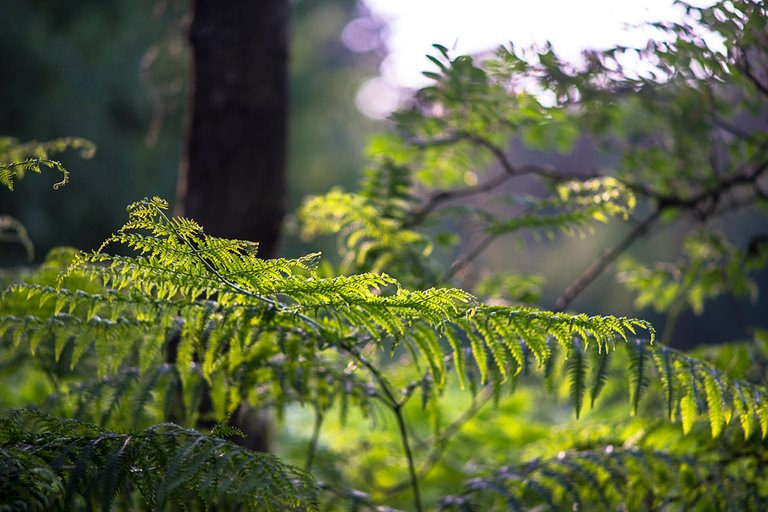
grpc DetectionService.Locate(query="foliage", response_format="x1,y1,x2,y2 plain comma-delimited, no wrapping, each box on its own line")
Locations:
0,137,95,192
0,409,315,511
0,0,381,256
3,1,768,511
0,137,95,262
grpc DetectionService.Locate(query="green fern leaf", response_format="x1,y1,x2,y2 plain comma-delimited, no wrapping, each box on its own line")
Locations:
732,382,754,440
589,348,612,409
680,392,697,435
628,340,649,417
756,391,768,440
703,371,726,438
567,340,587,418
652,345,676,421
444,326,467,390
100,436,134,511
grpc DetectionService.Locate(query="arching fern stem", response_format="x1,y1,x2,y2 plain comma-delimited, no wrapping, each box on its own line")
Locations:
343,342,425,512
150,201,426,512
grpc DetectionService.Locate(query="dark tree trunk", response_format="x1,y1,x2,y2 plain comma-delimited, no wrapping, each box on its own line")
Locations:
176,0,288,258
176,0,289,453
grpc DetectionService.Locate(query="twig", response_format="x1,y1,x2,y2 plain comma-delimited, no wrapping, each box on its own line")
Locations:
393,403,423,512
555,210,661,311
384,385,496,494
440,232,499,285
343,344,424,512
404,171,514,227
737,54,768,99
405,132,594,227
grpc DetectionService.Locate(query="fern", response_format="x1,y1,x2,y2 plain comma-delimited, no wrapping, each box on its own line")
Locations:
566,340,586,418
439,444,768,511
1,198,658,426
628,339,649,417
0,409,316,511
1,197,764,507
589,348,611,409
3,3,768,509
15,196,767,510
0,136,95,191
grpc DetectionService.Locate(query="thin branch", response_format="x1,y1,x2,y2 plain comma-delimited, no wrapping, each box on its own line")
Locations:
343,344,424,512
392,403,423,512
711,114,763,144
404,171,514,227
737,54,768,99
555,210,661,311
405,132,594,227
440,232,499,285
385,385,496,494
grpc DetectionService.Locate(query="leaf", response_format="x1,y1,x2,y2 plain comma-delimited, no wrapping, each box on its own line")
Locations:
567,341,587,418
652,346,675,421
445,326,467,390
589,349,611,409
732,382,754,439
680,392,697,435
703,371,726,438
628,340,649,417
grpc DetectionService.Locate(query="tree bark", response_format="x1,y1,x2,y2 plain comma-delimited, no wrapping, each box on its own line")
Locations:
176,0,288,258
176,0,289,453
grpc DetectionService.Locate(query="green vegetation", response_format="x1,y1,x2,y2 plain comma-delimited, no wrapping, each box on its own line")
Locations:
2,1,768,510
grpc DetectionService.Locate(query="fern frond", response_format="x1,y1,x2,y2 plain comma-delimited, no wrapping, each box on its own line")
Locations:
3,198,664,432
438,446,736,511
628,339,649,417
488,177,636,240
0,409,316,511
652,345,676,421
0,136,95,191
703,369,728,438
567,340,586,418
589,349,612,409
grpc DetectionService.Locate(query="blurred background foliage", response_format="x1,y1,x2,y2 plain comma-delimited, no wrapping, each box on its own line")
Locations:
2,0,766,347
0,0,382,261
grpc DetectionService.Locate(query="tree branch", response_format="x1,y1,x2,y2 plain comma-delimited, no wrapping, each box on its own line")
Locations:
440,232,499,286
405,132,594,227
384,385,496,494
554,210,661,311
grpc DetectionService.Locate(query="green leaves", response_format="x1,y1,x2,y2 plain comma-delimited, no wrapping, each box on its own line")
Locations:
646,344,768,439
628,340,649,417
618,230,761,317
1,198,657,425
0,409,316,511
441,442,768,511
567,340,586,418
0,136,95,191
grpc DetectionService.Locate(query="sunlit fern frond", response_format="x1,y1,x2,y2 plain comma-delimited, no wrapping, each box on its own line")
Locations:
1,199,657,421
0,136,95,191
10,197,764,442
487,176,636,240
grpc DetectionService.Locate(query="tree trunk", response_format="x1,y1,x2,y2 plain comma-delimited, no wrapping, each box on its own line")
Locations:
176,0,289,452
176,0,288,258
